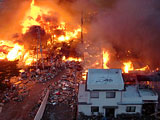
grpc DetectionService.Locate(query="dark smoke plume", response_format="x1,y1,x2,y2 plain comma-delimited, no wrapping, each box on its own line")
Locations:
85,0,160,69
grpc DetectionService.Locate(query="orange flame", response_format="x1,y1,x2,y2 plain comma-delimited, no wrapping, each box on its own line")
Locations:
62,56,82,62
82,70,88,80
103,50,109,69
123,61,149,73
0,53,6,60
0,40,36,65
21,0,50,34
123,61,134,73
7,44,24,61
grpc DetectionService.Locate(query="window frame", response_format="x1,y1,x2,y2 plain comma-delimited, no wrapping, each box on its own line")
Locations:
91,106,99,113
106,92,116,98
126,106,136,112
90,91,99,98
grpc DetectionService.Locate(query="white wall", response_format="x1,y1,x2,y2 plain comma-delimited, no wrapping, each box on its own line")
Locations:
116,105,142,115
78,105,91,116
90,91,121,106
78,91,142,117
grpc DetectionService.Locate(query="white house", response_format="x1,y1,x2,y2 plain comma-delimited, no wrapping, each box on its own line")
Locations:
78,69,158,118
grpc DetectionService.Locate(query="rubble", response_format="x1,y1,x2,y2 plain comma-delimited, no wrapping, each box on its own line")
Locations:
42,61,85,120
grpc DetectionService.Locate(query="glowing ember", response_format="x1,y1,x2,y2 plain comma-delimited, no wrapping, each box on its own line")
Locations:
62,56,82,62
25,57,36,65
82,70,88,80
103,50,109,69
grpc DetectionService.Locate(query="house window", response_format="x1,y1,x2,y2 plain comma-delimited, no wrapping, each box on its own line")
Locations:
126,106,136,112
90,91,99,98
106,92,115,98
91,106,99,113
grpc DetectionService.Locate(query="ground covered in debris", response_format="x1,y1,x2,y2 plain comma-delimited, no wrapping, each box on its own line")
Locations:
42,61,83,120
0,59,84,120
0,58,67,120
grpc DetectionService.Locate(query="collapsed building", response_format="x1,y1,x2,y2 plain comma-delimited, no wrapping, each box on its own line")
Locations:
78,69,158,119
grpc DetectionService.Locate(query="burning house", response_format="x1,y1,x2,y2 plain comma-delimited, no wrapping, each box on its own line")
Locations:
78,69,158,119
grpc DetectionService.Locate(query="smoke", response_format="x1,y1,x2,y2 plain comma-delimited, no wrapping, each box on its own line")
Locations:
1,0,160,69
84,0,160,69
0,0,30,39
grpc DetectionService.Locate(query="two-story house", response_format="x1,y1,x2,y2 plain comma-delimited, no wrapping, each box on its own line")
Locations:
78,69,158,118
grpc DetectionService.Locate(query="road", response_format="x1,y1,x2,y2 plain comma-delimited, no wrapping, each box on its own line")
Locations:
0,71,64,120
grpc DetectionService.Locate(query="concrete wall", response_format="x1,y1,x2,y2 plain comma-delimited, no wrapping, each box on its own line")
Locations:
78,105,91,116
78,91,122,116
116,105,142,115
78,91,142,117
34,90,49,120
90,91,121,106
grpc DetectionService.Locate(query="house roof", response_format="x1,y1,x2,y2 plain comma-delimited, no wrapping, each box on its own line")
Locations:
87,69,124,90
120,86,142,104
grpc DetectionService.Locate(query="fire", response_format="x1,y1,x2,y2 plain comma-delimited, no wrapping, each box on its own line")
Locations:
123,61,149,73
103,50,109,69
0,53,6,60
23,52,36,65
57,27,81,42
0,40,24,61
135,65,149,71
22,0,81,44
7,44,24,61
0,40,36,65
123,61,134,73
62,56,82,62
82,70,88,80
25,57,36,65
21,0,50,34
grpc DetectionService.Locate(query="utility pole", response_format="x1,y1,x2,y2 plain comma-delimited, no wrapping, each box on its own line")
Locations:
37,26,44,70
36,28,39,69
81,11,85,62
81,11,84,44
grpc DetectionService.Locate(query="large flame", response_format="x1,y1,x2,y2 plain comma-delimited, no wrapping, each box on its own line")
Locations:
7,44,24,61
0,0,82,66
21,0,50,34
0,40,36,65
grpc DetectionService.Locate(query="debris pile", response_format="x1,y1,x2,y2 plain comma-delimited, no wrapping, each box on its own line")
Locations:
42,61,85,120
0,79,34,104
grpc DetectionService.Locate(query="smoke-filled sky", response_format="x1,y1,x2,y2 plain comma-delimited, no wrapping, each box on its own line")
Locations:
0,0,160,69
71,0,160,69
85,0,160,68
